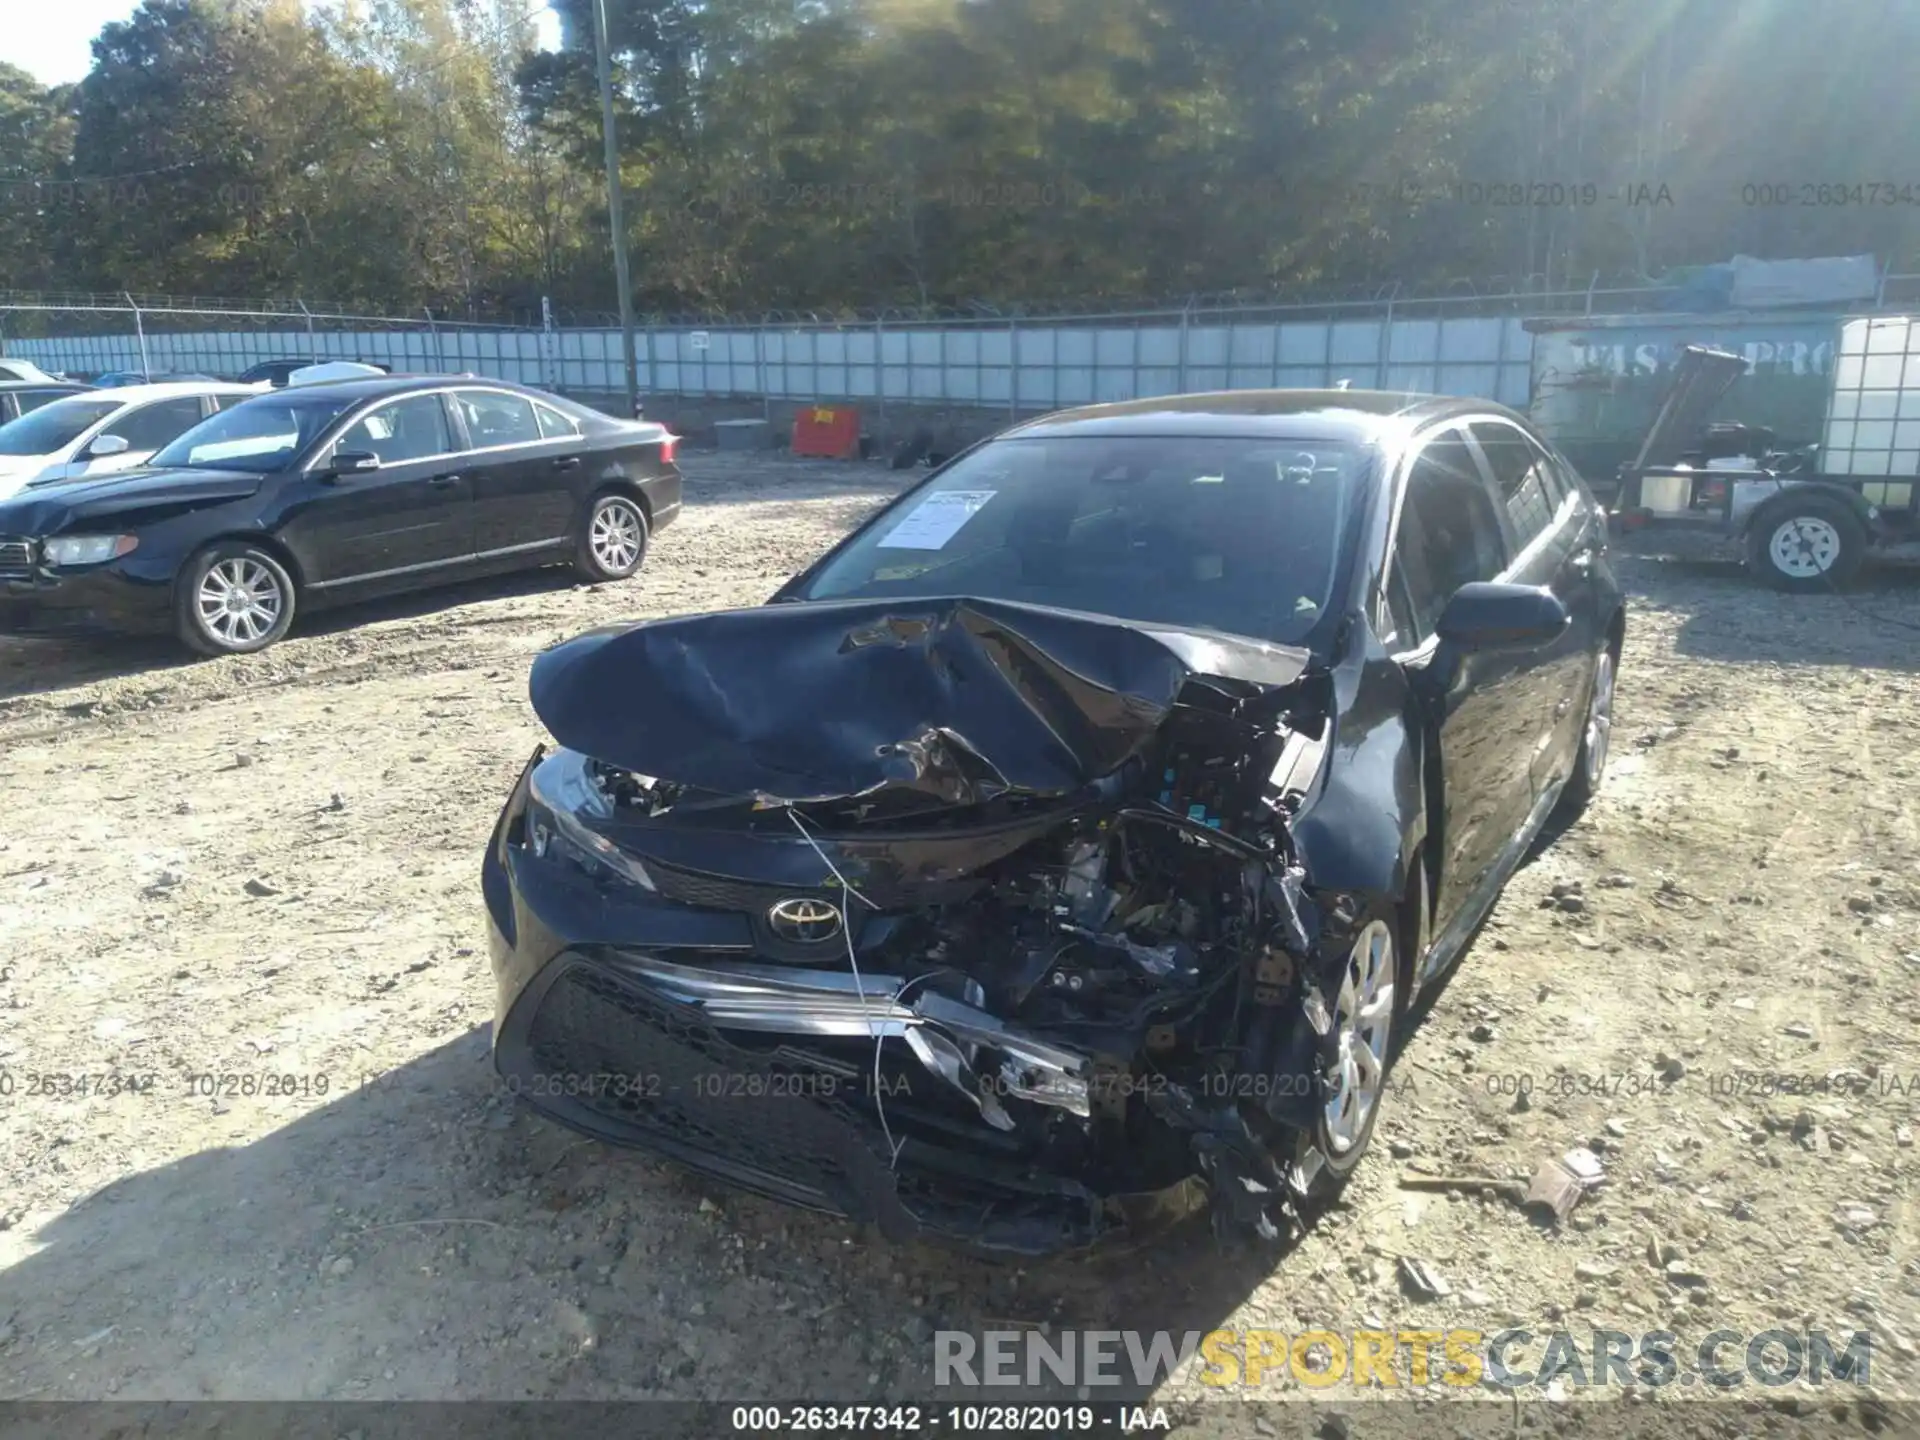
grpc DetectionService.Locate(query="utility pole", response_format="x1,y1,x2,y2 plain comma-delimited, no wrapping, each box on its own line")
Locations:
591,0,641,418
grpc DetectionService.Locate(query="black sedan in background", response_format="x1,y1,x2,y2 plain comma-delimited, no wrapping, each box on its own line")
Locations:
0,377,681,656
482,389,1624,1255
237,359,394,386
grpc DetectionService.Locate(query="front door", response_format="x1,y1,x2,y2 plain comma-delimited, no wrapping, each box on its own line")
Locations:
1387,424,1532,936
1468,419,1598,798
282,393,475,585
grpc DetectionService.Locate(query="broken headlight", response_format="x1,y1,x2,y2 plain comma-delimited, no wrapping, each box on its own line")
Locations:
524,750,658,893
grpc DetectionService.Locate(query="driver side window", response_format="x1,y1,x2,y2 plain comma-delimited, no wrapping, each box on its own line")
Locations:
1389,427,1509,645
337,395,454,465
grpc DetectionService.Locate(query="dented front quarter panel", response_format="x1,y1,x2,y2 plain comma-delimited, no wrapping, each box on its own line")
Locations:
1287,626,1425,905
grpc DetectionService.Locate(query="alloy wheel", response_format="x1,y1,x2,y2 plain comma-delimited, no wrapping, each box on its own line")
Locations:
195,557,284,647
1584,650,1615,790
590,499,644,572
1323,920,1395,1155
1767,516,1842,579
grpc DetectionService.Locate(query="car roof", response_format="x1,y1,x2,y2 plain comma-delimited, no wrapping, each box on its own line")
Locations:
0,380,82,391
268,374,541,402
1000,389,1528,443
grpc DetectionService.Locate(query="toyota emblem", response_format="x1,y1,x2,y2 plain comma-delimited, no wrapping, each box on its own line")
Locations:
767,896,844,944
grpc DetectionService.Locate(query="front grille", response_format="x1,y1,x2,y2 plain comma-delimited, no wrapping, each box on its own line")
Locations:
645,859,796,913
0,539,32,580
646,856,984,915
503,958,1104,1252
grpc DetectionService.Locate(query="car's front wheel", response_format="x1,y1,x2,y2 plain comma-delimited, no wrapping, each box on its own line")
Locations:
574,491,649,582
175,541,298,657
1557,641,1617,817
1294,912,1403,1204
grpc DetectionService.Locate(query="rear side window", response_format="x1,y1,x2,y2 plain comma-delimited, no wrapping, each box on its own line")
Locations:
1472,420,1563,548
1553,455,1594,509
456,391,542,448
534,402,581,440
1392,427,1508,643
111,397,209,452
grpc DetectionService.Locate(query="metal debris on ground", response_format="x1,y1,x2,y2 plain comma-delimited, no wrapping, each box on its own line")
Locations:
1524,1148,1606,1224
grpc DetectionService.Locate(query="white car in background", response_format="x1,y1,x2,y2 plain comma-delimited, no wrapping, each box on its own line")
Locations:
286,360,392,385
0,358,57,384
0,381,269,501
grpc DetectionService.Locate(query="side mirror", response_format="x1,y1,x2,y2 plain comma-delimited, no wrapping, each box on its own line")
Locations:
87,433,131,458
327,449,382,478
1434,581,1570,653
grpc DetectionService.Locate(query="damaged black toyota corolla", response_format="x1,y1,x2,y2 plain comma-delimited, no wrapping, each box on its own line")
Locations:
482,391,1625,1254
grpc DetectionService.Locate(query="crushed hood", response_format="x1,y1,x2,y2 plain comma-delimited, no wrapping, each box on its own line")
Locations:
0,467,265,534
1629,344,1749,472
529,596,1312,806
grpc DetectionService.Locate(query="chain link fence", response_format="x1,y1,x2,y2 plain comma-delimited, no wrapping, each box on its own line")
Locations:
3,273,1917,432
0,295,557,388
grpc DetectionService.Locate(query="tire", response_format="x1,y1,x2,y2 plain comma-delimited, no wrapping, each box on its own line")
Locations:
1746,495,1867,593
174,541,297,657
574,491,649,582
890,430,933,470
1291,900,1411,1206
1557,640,1618,819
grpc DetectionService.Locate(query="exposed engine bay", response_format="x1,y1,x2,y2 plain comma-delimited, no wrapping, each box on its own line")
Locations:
501,596,1364,1252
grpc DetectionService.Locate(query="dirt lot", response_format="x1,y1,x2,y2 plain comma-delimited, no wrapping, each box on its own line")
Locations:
1,453,1917,1425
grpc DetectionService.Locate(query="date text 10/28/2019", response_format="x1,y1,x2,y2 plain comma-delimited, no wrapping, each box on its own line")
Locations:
729,1405,1171,1434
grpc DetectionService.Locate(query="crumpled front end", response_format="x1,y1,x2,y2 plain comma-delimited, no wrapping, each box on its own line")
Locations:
484,596,1355,1254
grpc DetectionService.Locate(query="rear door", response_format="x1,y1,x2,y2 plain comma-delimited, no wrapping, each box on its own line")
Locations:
1384,423,1531,936
452,389,584,556
282,392,475,585
1467,418,1598,797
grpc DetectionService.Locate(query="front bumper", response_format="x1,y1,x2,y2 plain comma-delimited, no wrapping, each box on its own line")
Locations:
481,750,1205,1255
0,550,171,636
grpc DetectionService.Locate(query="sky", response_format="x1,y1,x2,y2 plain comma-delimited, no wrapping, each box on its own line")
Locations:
0,0,561,87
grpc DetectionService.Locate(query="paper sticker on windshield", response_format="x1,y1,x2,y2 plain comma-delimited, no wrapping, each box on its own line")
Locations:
876,490,996,550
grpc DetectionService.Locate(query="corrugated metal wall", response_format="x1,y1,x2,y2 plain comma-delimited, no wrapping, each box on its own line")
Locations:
11,314,1536,411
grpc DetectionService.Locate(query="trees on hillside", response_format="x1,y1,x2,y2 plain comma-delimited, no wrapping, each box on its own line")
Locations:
0,0,1914,314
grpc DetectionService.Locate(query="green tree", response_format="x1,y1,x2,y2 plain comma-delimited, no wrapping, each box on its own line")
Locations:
0,65,77,294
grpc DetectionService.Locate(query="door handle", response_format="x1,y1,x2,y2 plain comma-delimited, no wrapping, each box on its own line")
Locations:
429,472,464,488
1571,548,1594,573
552,455,581,470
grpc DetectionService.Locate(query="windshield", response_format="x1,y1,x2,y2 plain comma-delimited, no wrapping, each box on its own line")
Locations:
150,394,357,472
795,435,1365,645
0,398,121,456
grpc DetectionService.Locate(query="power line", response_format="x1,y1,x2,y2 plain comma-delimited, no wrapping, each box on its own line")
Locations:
0,159,204,188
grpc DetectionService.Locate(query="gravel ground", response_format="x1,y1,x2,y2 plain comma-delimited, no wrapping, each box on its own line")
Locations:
0,453,1916,1428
